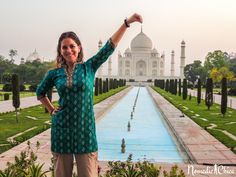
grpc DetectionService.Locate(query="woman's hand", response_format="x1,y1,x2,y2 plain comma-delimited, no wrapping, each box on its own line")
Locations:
127,13,143,25
50,107,60,116
110,13,143,47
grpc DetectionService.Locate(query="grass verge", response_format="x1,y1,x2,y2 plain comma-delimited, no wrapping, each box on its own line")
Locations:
152,86,236,154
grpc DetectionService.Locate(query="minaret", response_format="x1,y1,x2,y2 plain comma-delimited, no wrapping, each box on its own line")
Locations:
97,40,103,77
20,57,25,65
180,40,186,78
160,52,165,76
171,50,175,76
108,57,112,77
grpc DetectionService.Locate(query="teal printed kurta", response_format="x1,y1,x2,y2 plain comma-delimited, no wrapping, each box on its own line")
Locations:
36,40,115,153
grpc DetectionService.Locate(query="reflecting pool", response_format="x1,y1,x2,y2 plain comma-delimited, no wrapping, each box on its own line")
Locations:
97,87,184,162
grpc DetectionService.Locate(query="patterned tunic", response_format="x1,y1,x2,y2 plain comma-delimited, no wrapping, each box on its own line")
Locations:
36,40,115,153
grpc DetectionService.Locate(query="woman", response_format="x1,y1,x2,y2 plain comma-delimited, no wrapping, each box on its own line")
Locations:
36,13,142,177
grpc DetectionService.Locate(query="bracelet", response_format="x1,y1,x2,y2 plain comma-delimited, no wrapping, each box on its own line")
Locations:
124,18,130,28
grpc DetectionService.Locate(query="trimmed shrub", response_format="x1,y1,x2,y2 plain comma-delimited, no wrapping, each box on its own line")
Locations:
197,78,201,105
165,79,169,92
129,79,135,82
3,84,12,91
178,79,181,96
20,84,26,91
95,78,99,96
205,78,213,110
12,74,20,123
4,93,10,100
221,77,227,117
182,79,187,100
228,88,236,96
29,84,38,92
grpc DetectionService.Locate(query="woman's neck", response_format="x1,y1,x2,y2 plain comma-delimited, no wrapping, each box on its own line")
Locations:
66,61,77,70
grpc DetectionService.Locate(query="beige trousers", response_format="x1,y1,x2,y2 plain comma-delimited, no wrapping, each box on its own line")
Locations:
52,152,98,177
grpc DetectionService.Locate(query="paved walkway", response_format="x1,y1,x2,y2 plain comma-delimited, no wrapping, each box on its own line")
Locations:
188,89,236,109
0,93,59,113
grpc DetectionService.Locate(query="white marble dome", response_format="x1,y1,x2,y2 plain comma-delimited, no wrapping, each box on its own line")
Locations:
131,31,152,51
26,49,43,62
125,47,131,53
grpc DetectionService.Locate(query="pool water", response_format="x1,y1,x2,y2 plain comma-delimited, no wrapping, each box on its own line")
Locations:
96,87,183,162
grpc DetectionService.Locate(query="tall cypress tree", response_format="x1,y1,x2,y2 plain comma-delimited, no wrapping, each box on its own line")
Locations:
221,77,227,117
170,79,174,94
162,80,165,90
178,79,181,96
197,78,201,105
174,79,178,95
165,79,169,92
182,79,187,100
154,79,157,87
103,80,106,93
12,74,20,123
95,78,99,96
106,78,109,92
205,78,213,110
99,78,103,94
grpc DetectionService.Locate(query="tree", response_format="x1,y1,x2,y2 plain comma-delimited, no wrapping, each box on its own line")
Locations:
221,77,227,117
197,66,208,85
94,78,99,96
165,79,169,92
174,79,178,95
178,79,181,96
99,78,102,94
210,67,234,83
204,50,229,71
205,78,213,110
228,57,236,76
170,79,174,94
197,78,201,105
184,60,203,86
9,49,18,63
12,74,20,123
182,79,187,100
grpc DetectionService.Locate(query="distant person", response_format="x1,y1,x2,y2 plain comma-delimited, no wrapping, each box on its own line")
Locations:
36,13,142,177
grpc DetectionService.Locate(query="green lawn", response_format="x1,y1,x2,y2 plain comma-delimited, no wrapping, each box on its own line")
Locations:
152,87,236,154
0,86,128,153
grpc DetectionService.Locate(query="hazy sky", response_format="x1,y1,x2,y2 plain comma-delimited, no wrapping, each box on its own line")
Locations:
0,0,236,76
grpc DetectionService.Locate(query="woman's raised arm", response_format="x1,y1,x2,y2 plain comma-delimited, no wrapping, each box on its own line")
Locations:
111,13,143,47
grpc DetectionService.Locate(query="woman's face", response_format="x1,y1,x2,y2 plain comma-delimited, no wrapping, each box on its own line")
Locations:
60,37,81,64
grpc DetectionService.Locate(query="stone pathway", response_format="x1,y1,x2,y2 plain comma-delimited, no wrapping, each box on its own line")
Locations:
6,127,38,142
207,123,236,141
0,93,59,113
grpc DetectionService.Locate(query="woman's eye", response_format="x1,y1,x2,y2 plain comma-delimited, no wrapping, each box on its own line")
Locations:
62,46,68,50
70,45,75,49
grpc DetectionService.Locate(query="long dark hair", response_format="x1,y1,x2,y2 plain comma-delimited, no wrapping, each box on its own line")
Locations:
56,31,84,68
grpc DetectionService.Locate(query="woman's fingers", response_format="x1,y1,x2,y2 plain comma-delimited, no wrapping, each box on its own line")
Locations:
128,13,143,24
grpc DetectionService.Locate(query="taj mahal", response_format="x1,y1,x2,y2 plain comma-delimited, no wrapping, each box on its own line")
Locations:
97,28,186,81
22,28,186,82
